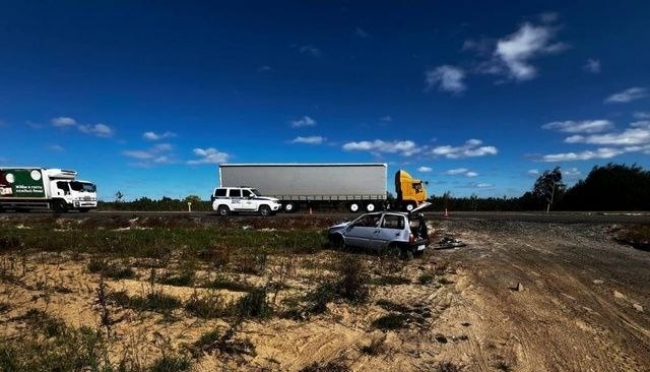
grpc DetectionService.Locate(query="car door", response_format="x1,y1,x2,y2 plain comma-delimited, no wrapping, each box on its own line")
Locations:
375,214,408,249
240,189,257,211
343,213,381,249
228,189,244,211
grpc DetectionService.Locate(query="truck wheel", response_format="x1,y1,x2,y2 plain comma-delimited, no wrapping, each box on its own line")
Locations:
349,202,361,213
259,205,271,217
284,202,296,213
217,205,230,216
52,200,68,213
365,203,376,212
404,202,416,212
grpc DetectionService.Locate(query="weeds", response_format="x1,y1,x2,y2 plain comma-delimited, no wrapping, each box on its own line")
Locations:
184,291,229,319
371,313,411,331
299,360,352,372
418,273,435,284
235,286,273,320
108,290,182,315
204,275,254,292
87,258,136,280
360,334,388,356
437,361,464,372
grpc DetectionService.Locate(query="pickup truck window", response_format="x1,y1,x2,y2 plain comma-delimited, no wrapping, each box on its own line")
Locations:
229,189,241,197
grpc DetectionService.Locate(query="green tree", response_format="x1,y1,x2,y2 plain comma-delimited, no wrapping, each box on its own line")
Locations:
533,167,564,213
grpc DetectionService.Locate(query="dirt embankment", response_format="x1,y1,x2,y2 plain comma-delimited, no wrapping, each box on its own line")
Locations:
0,217,648,371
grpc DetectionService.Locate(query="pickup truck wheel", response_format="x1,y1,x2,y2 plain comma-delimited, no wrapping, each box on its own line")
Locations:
349,202,360,213
284,202,296,213
365,203,376,212
259,205,271,217
217,205,230,216
52,200,68,213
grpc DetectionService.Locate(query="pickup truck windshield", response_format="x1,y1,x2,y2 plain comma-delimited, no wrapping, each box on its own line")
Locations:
70,181,97,192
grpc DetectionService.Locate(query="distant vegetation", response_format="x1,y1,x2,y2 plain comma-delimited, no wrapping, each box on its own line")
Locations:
99,163,650,212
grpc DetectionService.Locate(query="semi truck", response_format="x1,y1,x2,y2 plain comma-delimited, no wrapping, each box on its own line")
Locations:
0,167,98,213
217,163,428,213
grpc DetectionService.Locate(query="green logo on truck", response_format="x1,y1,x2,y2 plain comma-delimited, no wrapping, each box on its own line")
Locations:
0,169,46,197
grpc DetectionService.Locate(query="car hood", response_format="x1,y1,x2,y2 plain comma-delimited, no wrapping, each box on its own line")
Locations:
328,221,351,230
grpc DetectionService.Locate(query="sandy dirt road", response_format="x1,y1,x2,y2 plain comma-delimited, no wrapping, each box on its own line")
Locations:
0,216,648,371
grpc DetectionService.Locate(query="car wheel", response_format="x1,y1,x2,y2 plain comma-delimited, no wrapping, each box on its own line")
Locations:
217,205,230,216
52,200,68,213
329,234,345,250
386,243,402,258
284,202,296,213
365,203,376,212
349,202,360,213
259,205,271,217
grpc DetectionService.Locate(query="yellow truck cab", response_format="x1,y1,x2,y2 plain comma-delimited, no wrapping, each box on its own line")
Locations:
395,170,428,212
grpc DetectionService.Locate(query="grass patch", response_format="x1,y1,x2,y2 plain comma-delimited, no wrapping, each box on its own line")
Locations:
375,299,411,313
299,360,352,372
418,273,436,284
372,275,411,286
184,291,229,319
204,275,254,292
371,313,411,331
437,361,464,372
87,258,136,280
108,290,182,314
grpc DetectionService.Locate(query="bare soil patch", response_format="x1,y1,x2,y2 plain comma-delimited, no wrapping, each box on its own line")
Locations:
0,215,648,371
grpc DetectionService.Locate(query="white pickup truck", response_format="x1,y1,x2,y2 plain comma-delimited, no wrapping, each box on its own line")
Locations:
210,186,282,216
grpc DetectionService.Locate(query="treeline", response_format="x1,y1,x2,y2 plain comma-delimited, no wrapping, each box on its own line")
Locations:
100,163,650,212
100,196,212,212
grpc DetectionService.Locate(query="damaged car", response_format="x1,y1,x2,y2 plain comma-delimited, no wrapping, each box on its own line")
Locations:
327,208,430,259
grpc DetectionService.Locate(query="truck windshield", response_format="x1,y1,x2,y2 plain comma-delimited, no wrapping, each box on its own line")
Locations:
70,181,97,192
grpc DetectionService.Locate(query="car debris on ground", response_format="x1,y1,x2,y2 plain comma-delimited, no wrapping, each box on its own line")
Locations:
434,236,466,249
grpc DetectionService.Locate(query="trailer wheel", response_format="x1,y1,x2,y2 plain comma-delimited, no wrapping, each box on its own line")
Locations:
259,205,271,217
404,202,416,212
217,205,230,216
52,200,68,213
283,202,296,213
365,203,376,212
349,202,361,213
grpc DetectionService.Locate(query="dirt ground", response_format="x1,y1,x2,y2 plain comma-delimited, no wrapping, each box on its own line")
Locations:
1,217,649,371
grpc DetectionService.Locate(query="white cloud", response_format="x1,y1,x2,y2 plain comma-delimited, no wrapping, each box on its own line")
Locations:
634,112,650,119
446,168,468,175
52,117,114,137
291,116,316,128
542,120,614,134
49,145,65,152
542,148,624,162
342,139,421,156
528,169,539,176
476,183,492,188
494,23,567,81
425,65,466,94
257,65,272,73
78,123,113,137
605,87,648,103
187,148,230,165
564,122,650,145
290,136,325,145
355,27,369,38
446,168,478,177
123,150,155,160
300,45,321,57
432,139,498,159
380,116,393,122
583,58,601,73
563,167,581,177
123,143,174,164
52,117,77,127
418,166,432,172
143,131,176,141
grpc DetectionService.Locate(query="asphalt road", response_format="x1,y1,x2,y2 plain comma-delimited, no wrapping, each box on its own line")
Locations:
1,209,649,224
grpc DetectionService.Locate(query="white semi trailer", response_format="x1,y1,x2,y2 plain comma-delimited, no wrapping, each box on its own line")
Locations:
217,163,428,213
0,167,98,213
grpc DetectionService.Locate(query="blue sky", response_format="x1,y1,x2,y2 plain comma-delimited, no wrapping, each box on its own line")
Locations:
1,1,649,201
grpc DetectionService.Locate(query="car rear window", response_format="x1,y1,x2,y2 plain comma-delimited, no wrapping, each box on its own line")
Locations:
215,188,227,197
